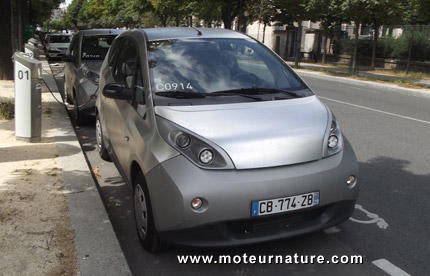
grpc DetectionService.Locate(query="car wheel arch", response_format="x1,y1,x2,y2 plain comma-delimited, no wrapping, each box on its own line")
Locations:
130,161,144,188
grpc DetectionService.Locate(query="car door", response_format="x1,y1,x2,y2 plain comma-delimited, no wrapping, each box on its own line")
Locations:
65,34,80,100
103,37,139,172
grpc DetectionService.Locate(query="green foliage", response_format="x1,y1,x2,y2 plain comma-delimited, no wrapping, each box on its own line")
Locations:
0,101,14,120
30,0,64,25
333,27,430,62
44,20,66,31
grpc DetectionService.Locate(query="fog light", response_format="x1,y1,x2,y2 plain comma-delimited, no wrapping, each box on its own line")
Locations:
176,133,191,148
199,149,213,164
191,198,203,209
328,135,338,149
346,175,356,186
90,94,97,100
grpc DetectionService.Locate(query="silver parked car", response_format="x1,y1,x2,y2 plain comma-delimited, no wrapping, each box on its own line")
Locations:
96,28,359,252
63,29,124,124
45,33,72,59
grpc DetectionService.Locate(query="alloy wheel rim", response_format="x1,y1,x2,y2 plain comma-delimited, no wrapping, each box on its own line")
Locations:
134,184,148,240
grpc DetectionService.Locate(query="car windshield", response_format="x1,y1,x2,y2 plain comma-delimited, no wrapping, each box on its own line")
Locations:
82,35,117,60
49,35,71,43
147,38,312,106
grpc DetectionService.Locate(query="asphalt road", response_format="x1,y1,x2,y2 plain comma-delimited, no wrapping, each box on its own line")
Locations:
52,63,429,276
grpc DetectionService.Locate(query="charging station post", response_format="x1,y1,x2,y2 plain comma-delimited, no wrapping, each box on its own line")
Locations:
13,52,43,143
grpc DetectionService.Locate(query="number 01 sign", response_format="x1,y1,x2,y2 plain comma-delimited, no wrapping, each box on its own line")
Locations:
14,61,32,138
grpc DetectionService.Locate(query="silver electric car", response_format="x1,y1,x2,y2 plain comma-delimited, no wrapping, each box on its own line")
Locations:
96,28,359,252
63,29,124,124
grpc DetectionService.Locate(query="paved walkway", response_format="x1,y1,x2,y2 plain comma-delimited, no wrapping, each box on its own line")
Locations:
0,48,131,275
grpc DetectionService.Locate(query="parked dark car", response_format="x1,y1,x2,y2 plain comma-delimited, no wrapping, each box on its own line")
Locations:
63,29,124,124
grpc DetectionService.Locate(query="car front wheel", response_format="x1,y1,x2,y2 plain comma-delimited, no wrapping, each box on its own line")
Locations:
96,114,110,161
133,172,167,253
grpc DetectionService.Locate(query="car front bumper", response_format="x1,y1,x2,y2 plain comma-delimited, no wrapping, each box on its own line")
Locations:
145,138,359,247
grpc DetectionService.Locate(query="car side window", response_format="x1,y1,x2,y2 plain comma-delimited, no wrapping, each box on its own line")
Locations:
108,37,124,69
113,39,138,88
134,59,144,106
69,36,80,64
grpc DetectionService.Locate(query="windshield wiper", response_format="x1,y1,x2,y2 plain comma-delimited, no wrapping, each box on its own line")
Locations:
155,91,207,99
212,87,304,98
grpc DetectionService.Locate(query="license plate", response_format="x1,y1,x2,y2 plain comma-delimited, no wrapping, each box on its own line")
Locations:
251,191,320,217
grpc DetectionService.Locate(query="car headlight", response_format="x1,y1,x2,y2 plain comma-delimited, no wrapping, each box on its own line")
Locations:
156,116,235,169
81,65,100,85
324,113,343,157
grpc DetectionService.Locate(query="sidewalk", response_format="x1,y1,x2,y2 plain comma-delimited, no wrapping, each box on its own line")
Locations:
0,51,131,275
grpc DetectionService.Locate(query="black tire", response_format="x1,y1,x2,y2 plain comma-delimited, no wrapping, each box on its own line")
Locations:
73,95,83,125
133,172,167,253
64,78,73,104
95,114,111,161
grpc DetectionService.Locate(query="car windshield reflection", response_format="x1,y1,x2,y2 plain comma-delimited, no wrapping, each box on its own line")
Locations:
147,38,311,105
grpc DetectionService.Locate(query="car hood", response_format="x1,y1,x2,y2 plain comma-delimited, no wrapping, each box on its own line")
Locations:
154,96,330,169
48,43,70,49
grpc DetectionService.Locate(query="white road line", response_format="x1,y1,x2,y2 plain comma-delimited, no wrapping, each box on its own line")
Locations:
319,96,430,125
372,259,411,276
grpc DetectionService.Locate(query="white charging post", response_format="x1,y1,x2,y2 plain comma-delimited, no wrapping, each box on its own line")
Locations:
13,52,43,142
24,43,40,60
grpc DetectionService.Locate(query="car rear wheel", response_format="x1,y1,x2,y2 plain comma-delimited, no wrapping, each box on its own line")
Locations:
96,114,110,161
133,172,167,253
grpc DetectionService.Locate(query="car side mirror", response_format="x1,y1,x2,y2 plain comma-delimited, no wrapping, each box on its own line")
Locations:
62,55,73,62
103,83,133,101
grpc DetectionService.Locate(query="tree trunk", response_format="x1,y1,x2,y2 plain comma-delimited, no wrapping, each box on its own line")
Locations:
16,0,26,51
322,31,328,64
370,25,379,70
221,0,232,29
352,23,360,75
0,0,13,80
294,21,302,67
262,22,266,43
406,27,414,75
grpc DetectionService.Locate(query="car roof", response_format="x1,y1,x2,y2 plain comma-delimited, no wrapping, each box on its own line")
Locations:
78,29,125,36
137,27,249,41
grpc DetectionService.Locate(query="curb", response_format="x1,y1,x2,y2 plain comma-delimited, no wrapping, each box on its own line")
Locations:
41,60,132,276
294,69,430,99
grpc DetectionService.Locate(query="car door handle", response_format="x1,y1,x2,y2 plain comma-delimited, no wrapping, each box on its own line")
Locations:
125,136,130,141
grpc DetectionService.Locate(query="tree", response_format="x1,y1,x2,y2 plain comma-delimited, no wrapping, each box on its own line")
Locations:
188,0,222,27
367,0,404,70
64,0,88,29
148,0,189,27
307,0,343,64
247,0,275,42
273,0,311,67
0,0,13,80
341,0,372,74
